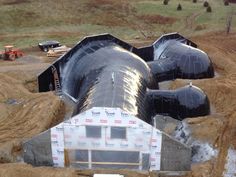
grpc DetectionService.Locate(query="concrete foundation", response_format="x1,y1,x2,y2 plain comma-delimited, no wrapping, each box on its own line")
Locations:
160,134,191,171
23,130,53,166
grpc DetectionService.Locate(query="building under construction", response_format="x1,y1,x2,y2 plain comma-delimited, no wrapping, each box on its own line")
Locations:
22,33,214,171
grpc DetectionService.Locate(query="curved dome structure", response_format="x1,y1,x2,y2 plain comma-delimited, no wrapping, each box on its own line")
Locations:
148,38,214,82
147,84,210,120
23,33,215,171
60,40,152,122
38,33,213,121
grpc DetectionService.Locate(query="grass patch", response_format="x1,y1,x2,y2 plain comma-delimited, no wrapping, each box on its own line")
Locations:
0,0,235,48
137,14,177,25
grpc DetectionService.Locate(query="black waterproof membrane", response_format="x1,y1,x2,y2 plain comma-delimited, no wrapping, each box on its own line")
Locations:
61,40,152,122
147,84,210,120
38,33,214,121
147,33,214,81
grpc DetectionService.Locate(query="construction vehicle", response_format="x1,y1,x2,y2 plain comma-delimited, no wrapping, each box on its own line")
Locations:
0,45,24,61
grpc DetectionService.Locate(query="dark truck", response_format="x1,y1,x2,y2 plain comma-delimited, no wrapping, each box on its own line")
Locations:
38,40,61,52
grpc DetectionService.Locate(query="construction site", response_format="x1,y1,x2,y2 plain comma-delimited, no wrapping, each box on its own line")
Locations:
0,0,236,177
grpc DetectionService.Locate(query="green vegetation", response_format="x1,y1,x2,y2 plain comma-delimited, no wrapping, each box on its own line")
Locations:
163,0,169,5
203,1,209,7
135,0,235,35
206,6,212,12
0,0,235,49
224,1,229,6
177,4,182,11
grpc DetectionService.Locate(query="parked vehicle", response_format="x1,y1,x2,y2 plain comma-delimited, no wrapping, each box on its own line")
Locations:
38,40,61,52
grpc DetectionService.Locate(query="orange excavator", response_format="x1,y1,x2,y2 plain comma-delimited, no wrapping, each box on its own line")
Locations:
0,45,24,61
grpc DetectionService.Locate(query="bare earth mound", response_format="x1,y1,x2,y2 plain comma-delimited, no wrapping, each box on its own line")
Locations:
172,32,236,177
0,68,65,163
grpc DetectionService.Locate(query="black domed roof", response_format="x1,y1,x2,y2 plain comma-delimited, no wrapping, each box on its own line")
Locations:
147,84,210,120
165,42,214,78
148,40,214,82
176,84,210,118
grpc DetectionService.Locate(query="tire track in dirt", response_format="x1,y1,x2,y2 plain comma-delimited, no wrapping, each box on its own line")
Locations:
185,12,202,29
0,63,49,73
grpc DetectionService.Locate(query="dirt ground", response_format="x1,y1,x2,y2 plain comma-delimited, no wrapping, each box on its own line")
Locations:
172,31,236,177
0,31,235,177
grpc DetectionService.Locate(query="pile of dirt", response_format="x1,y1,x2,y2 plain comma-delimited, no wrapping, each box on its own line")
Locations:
0,163,152,177
0,71,65,163
0,163,77,177
170,32,236,177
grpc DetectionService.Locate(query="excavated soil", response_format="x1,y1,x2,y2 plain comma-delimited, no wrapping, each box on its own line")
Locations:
0,59,65,163
172,32,236,177
0,31,235,177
